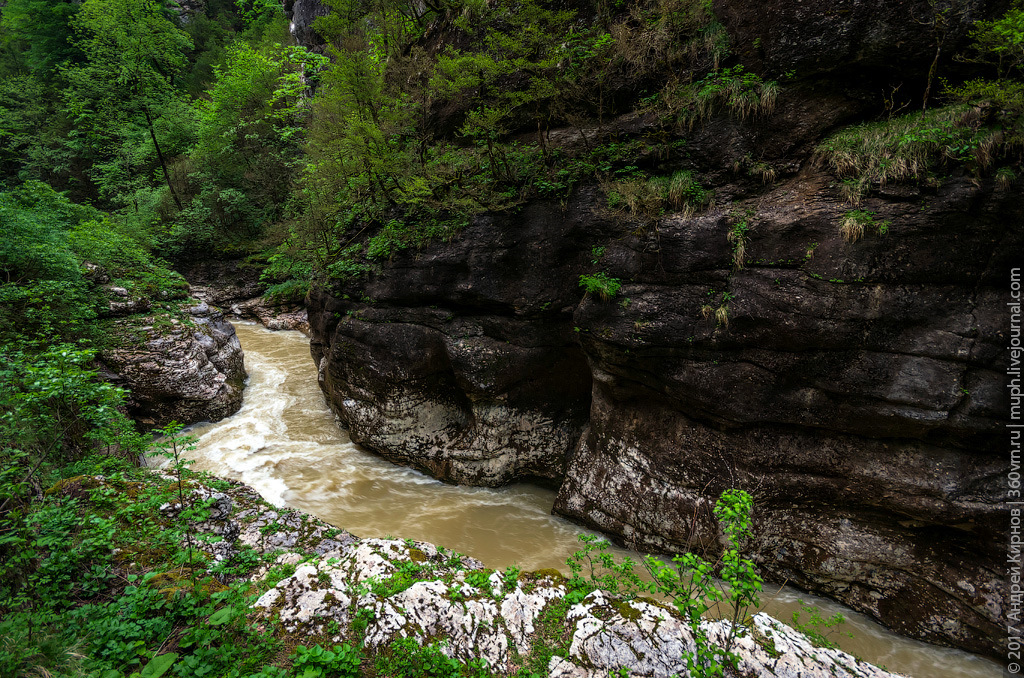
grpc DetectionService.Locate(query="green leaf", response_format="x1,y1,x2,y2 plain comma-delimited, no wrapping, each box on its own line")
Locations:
140,653,178,678
208,606,235,625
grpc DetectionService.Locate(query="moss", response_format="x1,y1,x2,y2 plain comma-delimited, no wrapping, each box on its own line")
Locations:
613,600,643,622
45,475,100,496
408,548,427,563
524,568,565,584
114,543,176,568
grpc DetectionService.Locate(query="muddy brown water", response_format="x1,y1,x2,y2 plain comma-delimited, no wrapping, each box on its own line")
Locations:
178,322,1001,678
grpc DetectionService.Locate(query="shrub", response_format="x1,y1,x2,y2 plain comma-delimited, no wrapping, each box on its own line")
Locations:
606,170,711,218
816,105,999,199
659,65,778,129
565,489,763,677
579,272,622,300
789,601,853,650
839,209,891,243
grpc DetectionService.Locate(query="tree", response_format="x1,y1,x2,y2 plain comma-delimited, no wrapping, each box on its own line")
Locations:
64,0,193,209
0,0,82,78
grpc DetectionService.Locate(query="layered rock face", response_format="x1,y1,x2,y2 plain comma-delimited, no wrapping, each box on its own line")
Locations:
300,0,1013,658
309,170,1015,656
309,202,598,485
554,173,1015,656
182,259,310,334
98,300,246,429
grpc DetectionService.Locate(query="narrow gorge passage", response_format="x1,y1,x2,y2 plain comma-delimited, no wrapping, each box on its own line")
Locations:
179,322,1001,678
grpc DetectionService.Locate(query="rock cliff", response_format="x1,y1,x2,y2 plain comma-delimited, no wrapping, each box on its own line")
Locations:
98,298,246,429
297,0,1015,658
308,168,1015,656
84,263,246,429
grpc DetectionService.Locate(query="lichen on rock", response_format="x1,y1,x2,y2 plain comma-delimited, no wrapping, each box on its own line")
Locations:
164,473,907,678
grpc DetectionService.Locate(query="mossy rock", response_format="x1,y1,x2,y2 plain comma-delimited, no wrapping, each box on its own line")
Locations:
523,568,566,584
45,475,101,499
613,600,642,622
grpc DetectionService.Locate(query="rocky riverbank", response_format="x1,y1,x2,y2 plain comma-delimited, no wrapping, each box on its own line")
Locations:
182,259,311,334
153,471,908,678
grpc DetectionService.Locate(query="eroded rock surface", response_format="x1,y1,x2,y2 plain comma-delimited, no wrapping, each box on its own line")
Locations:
181,259,310,334
98,301,246,428
298,0,1012,656
163,474,906,678
308,168,1015,655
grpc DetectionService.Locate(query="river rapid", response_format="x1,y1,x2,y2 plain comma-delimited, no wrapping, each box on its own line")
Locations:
178,322,1001,678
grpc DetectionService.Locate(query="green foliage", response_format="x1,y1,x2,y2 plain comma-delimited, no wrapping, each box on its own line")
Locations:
375,637,461,678
963,2,1024,78
164,42,327,258
658,65,778,129
1,455,285,678
369,558,433,597
0,344,142,463
464,569,494,595
566,535,644,603
579,272,622,300
727,213,752,269
606,170,711,219
0,75,50,186
514,597,570,677
562,490,763,678
0,181,93,283
297,0,734,283
817,105,1004,198
838,209,891,243
0,0,82,77
789,601,854,650
291,643,362,678
502,564,521,590
0,180,189,476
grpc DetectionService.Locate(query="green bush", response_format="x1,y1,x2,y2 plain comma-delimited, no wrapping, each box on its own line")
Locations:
565,489,764,678
816,105,1000,199
292,643,362,678
606,170,711,218
579,272,622,300
839,209,891,243
375,637,461,678
657,65,778,129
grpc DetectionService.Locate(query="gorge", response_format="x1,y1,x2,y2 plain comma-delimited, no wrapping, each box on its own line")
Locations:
284,0,1014,660
0,0,1017,674
177,320,1004,678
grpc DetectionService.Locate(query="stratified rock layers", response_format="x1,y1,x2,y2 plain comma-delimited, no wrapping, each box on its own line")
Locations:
309,172,1016,657
298,0,1013,657
99,302,246,428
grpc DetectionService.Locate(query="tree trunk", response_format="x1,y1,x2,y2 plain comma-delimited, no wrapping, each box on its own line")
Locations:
143,105,183,209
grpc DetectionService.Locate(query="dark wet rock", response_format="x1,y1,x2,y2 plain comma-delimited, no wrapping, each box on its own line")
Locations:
283,0,329,49
307,166,1016,656
714,0,990,82
294,0,1014,656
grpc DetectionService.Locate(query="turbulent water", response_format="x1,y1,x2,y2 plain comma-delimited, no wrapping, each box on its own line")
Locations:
179,322,1001,678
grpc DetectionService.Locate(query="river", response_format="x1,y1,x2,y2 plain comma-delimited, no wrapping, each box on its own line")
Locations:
179,322,1001,678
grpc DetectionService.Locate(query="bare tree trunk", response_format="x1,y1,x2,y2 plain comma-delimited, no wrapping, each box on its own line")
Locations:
143,105,183,209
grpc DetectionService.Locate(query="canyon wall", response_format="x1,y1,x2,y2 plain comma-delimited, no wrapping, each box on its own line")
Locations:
297,0,1015,657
